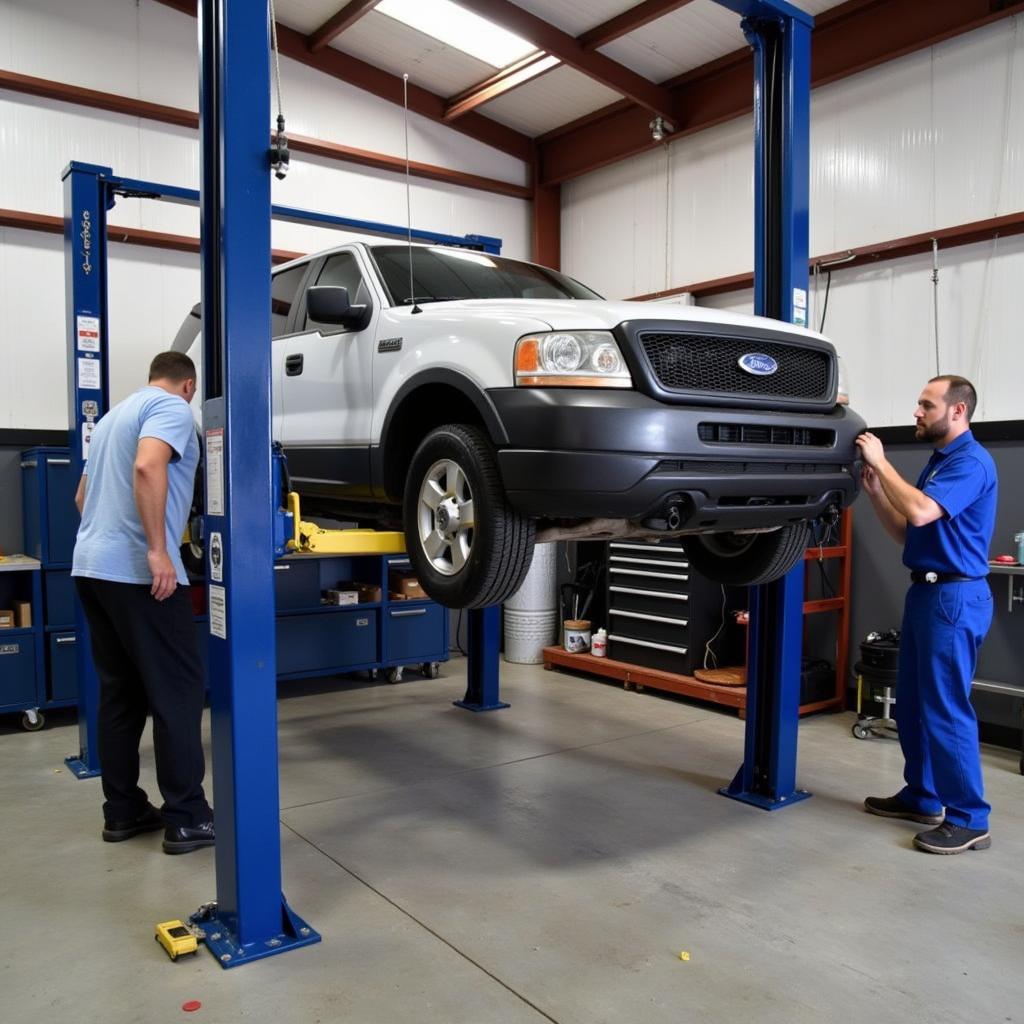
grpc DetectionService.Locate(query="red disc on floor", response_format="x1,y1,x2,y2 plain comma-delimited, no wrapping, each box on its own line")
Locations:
182,1001,202,1013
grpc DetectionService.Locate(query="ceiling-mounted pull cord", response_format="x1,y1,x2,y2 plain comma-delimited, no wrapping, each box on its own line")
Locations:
268,0,290,180
931,238,940,375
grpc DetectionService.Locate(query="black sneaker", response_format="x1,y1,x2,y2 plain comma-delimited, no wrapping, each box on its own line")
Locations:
102,803,163,842
864,795,943,825
163,821,215,855
914,822,991,854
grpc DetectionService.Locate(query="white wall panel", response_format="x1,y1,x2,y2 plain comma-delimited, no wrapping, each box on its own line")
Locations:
699,234,1024,427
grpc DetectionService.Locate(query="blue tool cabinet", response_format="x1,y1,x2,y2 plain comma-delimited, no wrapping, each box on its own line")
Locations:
0,556,46,728
12,448,449,728
270,552,448,683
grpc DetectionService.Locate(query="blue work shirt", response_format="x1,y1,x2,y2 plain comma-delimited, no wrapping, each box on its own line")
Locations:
902,430,997,579
72,386,199,586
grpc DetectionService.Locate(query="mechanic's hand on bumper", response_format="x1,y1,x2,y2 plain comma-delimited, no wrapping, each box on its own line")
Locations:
855,431,885,469
147,549,177,601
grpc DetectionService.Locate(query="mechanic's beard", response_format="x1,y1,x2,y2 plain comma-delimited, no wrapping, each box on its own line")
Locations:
916,413,950,443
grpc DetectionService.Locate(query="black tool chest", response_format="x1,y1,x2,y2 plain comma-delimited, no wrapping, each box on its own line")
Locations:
606,540,743,675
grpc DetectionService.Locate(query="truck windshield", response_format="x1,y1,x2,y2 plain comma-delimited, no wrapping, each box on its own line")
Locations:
369,245,602,306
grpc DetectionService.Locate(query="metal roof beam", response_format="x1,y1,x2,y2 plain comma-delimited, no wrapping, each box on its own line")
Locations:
578,0,697,51
307,0,381,53
443,51,557,121
467,0,677,120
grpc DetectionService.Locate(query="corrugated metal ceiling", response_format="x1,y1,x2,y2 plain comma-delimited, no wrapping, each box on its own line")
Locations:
273,0,852,139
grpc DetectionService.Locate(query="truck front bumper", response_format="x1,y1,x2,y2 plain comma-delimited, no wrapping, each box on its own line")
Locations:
488,388,865,531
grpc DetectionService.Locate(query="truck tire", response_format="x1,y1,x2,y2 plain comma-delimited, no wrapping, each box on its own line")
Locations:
403,424,535,609
684,523,809,587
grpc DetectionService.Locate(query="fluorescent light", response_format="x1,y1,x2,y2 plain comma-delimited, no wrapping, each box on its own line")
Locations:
377,0,537,68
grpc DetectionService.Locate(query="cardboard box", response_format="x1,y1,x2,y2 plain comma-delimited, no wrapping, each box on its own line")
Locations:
388,571,425,600
323,589,359,606
332,581,382,604
0,609,14,629
13,601,32,628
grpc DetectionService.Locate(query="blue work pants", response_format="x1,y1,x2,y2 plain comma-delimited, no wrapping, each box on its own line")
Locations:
895,579,993,830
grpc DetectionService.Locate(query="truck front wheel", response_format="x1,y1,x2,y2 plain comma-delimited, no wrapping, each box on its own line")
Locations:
403,424,535,609
684,523,809,587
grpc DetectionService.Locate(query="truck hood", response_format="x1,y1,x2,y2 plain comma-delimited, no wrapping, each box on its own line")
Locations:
398,298,829,342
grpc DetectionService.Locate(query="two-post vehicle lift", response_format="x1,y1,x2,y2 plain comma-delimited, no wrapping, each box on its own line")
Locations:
60,0,817,966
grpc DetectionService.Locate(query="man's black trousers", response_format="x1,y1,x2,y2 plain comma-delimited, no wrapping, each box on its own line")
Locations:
75,577,211,828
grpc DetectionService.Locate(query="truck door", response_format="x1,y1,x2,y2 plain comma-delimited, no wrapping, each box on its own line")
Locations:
278,249,376,496
269,260,312,442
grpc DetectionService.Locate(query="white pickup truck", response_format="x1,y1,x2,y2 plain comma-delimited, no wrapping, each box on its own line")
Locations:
173,242,864,608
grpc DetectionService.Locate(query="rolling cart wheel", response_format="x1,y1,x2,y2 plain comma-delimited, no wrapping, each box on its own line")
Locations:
386,667,403,684
421,662,440,679
368,669,379,681
851,722,871,740
21,710,45,732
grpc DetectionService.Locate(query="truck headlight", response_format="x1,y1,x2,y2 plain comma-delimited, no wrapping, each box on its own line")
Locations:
515,331,632,388
836,355,850,406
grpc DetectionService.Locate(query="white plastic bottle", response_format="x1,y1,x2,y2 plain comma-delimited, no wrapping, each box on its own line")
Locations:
591,628,607,657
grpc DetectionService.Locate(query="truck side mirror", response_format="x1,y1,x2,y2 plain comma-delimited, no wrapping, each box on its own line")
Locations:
306,285,370,330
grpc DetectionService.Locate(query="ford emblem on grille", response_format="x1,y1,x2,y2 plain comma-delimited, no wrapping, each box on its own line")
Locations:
737,352,779,376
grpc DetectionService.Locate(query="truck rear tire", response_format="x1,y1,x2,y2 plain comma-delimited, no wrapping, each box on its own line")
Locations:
684,523,809,586
403,424,535,609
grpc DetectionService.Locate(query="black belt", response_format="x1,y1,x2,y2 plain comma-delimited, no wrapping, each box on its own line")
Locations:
910,571,978,584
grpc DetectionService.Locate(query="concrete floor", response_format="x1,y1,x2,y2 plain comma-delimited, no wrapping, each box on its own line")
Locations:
3,660,1022,1024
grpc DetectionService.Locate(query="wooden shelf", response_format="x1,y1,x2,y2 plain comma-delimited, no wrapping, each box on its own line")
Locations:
544,511,853,718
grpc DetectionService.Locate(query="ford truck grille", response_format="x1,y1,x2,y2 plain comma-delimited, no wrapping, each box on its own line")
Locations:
639,333,831,401
698,423,835,447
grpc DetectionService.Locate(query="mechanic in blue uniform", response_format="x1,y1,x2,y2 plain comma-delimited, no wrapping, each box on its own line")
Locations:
72,352,214,855
855,375,997,854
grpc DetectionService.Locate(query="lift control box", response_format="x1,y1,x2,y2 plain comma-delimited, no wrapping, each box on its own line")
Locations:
155,920,199,961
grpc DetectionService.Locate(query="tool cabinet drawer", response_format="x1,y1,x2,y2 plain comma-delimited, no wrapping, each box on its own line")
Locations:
48,632,79,703
384,603,446,663
608,608,690,647
272,559,322,610
608,584,690,617
276,611,377,675
608,542,689,569
45,569,76,627
0,635,37,708
608,634,689,675
607,565,689,595
21,448,77,566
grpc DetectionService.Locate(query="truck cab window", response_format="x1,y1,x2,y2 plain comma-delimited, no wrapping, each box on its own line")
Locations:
271,263,307,338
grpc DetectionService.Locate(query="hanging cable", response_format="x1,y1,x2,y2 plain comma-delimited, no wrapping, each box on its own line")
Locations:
703,585,728,670
268,0,289,179
817,269,832,333
931,238,940,375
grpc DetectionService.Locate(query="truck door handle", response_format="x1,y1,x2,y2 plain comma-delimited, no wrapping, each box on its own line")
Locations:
285,354,304,376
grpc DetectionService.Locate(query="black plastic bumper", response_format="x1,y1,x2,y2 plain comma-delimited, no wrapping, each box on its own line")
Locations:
488,388,865,530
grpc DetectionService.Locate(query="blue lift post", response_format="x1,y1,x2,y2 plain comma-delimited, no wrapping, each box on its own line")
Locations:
61,162,111,780
454,606,508,712
718,0,814,810
190,0,318,966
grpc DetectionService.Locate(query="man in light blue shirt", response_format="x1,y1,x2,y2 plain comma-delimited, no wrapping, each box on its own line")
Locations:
73,351,214,854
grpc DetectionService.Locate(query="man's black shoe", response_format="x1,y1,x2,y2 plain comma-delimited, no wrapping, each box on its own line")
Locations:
864,795,943,825
914,822,991,854
102,803,163,842
163,821,215,855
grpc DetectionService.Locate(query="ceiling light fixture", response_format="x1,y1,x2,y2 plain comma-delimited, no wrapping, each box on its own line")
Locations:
649,116,674,142
376,0,535,68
